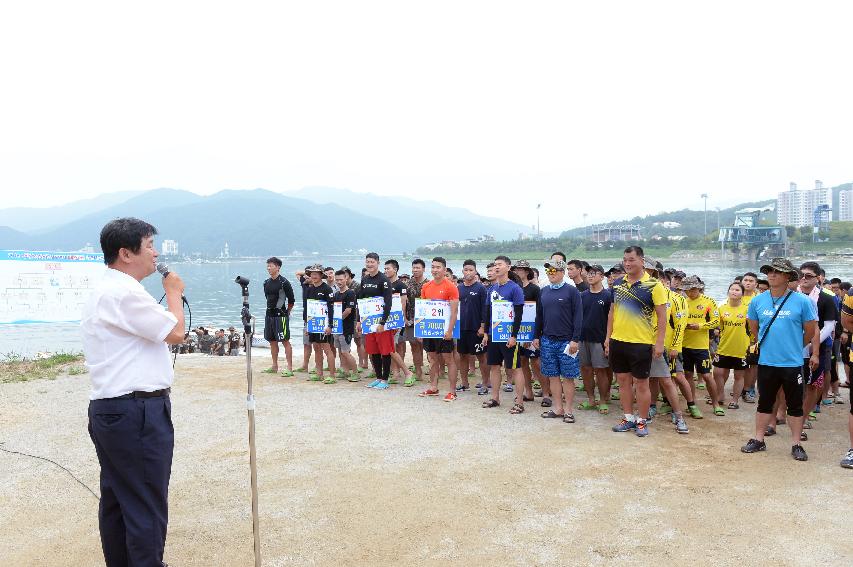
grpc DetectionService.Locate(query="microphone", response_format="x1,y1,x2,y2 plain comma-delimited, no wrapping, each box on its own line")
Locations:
156,262,171,278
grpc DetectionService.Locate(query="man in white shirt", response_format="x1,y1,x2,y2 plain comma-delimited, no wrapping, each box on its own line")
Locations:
82,218,185,567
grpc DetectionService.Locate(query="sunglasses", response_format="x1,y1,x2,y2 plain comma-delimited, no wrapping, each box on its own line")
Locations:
800,273,816,280
545,268,562,275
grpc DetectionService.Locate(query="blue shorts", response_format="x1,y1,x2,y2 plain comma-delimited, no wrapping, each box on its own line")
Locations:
540,336,580,379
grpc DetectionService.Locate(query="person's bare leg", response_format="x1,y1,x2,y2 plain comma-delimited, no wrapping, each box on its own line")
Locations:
427,352,440,391
659,377,682,415
490,365,502,404
715,368,728,404
411,342,425,380
803,385,822,421
302,340,312,371
673,372,694,403
340,349,357,372
754,410,774,441
635,377,651,420
564,378,577,411
700,372,720,411
617,372,634,416
442,352,458,392
477,353,488,387
283,340,293,371
509,368,525,406
323,343,336,376
312,343,324,377
649,377,660,405
730,369,745,405
685,371,697,401
581,366,597,404
270,341,280,372
548,377,564,415
533,357,548,397
596,367,611,405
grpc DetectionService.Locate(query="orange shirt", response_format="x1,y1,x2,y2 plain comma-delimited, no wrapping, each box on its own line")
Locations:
420,278,459,301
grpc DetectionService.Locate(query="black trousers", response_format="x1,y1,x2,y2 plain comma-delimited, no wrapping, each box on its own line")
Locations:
88,396,174,567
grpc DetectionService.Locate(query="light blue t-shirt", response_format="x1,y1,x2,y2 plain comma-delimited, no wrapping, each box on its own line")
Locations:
747,290,817,367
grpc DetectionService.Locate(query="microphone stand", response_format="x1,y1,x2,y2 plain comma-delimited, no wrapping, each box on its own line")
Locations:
236,276,261,567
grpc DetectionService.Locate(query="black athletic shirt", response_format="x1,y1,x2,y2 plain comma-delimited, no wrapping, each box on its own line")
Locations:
263,275,295,315
303,282,335,327
522,282,540,303
357,271,393,324
574,280,590,293
334,288,358,335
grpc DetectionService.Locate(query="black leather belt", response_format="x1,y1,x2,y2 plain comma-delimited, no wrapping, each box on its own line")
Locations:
114,388,171,399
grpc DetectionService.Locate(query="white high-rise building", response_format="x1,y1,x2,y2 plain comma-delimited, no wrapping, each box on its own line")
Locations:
776,180,831,228
161,239,179,255
840,189,853,222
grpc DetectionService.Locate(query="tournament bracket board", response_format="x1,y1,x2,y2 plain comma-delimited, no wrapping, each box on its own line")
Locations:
490,300,536,343
357,294,404,334
413,298,460,339
0,250,106,324
306,299,344,334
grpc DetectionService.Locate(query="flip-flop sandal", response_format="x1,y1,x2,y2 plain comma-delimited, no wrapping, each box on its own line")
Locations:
713,406,726,416
577,401,598,410
803,421,812,429
262,368,277,373
728,401,739,409
540,397,552,407
563,413,576,423
523,396,535,402
509,403,525,414
541,410,564,418
611,392,621,400
697,383,706,390
404,376,417,387
598,403,609,415
482,399,500,408
280,370,295,377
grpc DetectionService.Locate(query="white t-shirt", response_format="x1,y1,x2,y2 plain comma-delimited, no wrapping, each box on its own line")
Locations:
81,268,178,400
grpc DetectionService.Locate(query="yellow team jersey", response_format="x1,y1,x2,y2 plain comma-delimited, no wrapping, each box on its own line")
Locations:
610,271,669,345
716,301,750,358
742,291,758,307
682,294,720,350
665,290,688,352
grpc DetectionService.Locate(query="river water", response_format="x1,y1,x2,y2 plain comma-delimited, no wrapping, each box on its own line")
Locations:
6,255,853,358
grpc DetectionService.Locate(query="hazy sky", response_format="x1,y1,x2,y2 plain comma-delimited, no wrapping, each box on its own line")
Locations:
1,1,851,232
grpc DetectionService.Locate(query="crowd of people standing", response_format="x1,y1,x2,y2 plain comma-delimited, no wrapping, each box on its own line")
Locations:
260,248,853,469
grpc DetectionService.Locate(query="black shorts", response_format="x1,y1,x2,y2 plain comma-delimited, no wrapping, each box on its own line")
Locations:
713,353,747,370
264,313,290,342
457,330,485,355
308,333,332,344
682,348,712,375
519,346,541,359
423,338,454,354
756,365,804,417
608,339,652,379
487,340,521,369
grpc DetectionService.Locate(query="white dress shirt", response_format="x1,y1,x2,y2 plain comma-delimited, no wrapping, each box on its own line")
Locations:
82,268,178,400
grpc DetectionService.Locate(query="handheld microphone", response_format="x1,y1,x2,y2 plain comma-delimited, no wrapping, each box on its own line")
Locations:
156,262,171,278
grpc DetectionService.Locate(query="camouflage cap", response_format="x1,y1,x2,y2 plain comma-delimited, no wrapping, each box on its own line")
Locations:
605,263,625,275
512,259,532,269
544,260,567,271
305,263,324,274
760,257,799,281
679,275,705,291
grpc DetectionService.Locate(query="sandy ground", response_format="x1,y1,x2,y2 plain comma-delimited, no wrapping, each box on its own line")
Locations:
2,352,853,567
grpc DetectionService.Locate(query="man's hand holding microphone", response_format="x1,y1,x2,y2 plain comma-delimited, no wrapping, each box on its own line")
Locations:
157,263,187,344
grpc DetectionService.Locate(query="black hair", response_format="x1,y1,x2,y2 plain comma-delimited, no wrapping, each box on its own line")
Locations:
728,282,746,295
757,279,769,287
385,259,399,271
100,217,158,265
842,282,852,291
733,275,743,283
432,257,447,267
486,262,496,269
830,277,842,285
567,259,584,270
334,269,347,277
623,245,644,257
551,251,567,262
412,258,426,268
507,271,522,285
494,255,511,265
324,266,334,272
743,272,758,280
531,267,539,277
463,259,477,268
266,257,282,267
818,267,826,277
799,261,820,275
366,252,380,261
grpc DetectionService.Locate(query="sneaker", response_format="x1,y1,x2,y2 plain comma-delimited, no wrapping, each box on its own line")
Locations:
502,383,514,393
404,375,417,387
764,426,776,436
366,379,381,388
688,405,703,419
443,392,457,402
456,384,470,392
841,449,853,469
647,405,658,420
741,438,766,453
744,391,756,403
612,419,637,432
418,389,440,397
373,381,390,390
675,416,689,434
636,421,649,437
800,431,808,442
791,444,808,461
